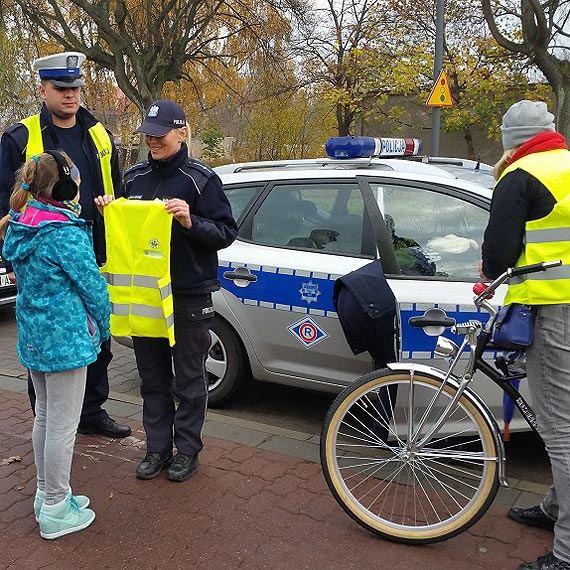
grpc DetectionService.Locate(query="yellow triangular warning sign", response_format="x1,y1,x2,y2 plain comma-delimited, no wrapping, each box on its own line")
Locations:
426,69,453,107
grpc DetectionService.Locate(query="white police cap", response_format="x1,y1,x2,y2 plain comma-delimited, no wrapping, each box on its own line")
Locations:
32,52,86,88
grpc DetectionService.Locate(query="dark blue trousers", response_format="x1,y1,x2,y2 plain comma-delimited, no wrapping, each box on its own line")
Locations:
133,294,212,457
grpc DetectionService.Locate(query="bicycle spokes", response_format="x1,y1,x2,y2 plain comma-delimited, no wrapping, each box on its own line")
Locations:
321,370,499,543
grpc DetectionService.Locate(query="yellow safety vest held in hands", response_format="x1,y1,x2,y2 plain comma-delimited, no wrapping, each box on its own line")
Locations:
20,114,115,197
101,198,175,345
498,148,570,305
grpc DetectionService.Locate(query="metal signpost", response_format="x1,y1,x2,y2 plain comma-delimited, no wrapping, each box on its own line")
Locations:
428,0,446,156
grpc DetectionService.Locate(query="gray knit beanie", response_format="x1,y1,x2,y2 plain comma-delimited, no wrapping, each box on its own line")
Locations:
501,100,555,150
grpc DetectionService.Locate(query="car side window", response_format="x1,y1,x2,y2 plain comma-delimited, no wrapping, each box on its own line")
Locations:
370,183,488,279
250,182,372,255
223,184,263,224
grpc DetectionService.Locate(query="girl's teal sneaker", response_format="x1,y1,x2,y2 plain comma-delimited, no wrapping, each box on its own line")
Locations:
34,489,90,522
38,494,95,539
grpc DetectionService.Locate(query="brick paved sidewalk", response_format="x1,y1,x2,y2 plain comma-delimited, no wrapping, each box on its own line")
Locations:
0,389,552,570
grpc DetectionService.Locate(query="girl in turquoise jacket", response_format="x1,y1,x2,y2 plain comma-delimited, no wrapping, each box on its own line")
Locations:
0,150,109,539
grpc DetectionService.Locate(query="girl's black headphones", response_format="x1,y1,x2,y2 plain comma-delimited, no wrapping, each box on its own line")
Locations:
44,150,78,202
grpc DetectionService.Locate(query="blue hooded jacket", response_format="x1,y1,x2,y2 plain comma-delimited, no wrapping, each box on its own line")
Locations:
2,200,110,372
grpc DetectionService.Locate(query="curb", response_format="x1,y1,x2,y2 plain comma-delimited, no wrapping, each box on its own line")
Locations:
0,372,550,500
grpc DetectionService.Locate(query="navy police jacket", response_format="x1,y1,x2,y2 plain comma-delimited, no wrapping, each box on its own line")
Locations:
333,259,397,355
0,104,122,266
123,144,238,296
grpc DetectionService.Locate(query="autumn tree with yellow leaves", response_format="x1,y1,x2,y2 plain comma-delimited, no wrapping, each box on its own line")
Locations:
372,0,554,158
13,0,303,117
3,0,567,161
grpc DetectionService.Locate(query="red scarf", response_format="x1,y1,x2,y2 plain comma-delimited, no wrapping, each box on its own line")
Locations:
507,131,568,166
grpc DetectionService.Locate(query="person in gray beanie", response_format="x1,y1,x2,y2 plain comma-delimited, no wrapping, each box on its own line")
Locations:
480,100,570,570
501,99,555,149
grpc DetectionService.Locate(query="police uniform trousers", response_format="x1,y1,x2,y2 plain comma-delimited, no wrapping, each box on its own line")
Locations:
27,340,113,426
133,293,212,457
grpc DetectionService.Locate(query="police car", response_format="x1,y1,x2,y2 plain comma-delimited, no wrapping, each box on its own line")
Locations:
207,136,526,429
407,156,495,188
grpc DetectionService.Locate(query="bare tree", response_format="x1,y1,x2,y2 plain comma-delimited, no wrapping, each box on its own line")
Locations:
293,0,388,136
482,0,570,138
14,0,303,116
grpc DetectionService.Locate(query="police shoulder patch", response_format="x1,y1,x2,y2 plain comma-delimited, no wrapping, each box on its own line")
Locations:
6,122,28,137
184,157,216,177
124,160,150,176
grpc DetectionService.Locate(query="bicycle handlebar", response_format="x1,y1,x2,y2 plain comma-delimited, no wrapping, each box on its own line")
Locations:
474,260,562,306
510,260,561,277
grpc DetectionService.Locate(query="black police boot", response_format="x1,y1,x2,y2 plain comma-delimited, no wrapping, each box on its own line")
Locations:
136,452,173,480
168,453,199,482
78,417,132,438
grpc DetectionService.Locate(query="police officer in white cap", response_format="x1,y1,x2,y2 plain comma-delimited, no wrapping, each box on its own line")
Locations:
33,51,87,88
0,51,131,439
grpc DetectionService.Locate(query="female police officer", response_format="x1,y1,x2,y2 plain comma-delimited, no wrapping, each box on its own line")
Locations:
98,100,237,481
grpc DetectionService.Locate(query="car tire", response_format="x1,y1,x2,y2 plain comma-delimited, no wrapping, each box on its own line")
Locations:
207,316,250,407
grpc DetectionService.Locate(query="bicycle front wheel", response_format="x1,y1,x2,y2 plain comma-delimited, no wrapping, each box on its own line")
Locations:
321,368,500,544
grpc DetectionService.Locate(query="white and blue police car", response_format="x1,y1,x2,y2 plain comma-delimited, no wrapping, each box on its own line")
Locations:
0,253,16,310
207,136,527,430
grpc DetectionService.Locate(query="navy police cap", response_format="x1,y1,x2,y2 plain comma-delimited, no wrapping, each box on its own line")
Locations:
135,99,187,137
33,52,86,88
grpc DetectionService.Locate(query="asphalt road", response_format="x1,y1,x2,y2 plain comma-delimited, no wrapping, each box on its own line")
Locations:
212,378,551,486
0,305,551,486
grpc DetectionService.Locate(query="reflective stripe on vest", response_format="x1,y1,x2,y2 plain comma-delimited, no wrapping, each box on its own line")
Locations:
111,303,175,329
20,114,115,196
101,198,175,345
497,148,570,305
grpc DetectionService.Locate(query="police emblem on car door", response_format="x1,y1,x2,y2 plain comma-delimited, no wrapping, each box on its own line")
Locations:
219,180,378,385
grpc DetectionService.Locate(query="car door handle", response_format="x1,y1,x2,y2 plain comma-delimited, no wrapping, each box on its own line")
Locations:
223,267,258,283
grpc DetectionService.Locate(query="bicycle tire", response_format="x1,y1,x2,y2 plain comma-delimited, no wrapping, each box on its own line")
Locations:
321,368,500,544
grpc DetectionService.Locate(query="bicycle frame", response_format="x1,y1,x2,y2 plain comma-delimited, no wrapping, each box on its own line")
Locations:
469,261,564,435
474,357,538,433
410,260,561,439
396,260,562,483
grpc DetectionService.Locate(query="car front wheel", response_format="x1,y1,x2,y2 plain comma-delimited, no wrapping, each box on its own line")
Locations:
207,316,250,407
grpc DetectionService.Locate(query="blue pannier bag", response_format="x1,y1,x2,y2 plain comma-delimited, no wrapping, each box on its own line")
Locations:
492,303,533,350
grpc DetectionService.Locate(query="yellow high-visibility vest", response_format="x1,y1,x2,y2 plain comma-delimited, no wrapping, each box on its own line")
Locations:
498,148,570,305
20,114,115,197
101,198,175,345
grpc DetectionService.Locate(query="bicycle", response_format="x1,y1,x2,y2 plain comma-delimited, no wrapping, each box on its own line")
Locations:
320,260,561,545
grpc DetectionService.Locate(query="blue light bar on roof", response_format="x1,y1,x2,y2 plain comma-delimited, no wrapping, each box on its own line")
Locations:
325,136,423,159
